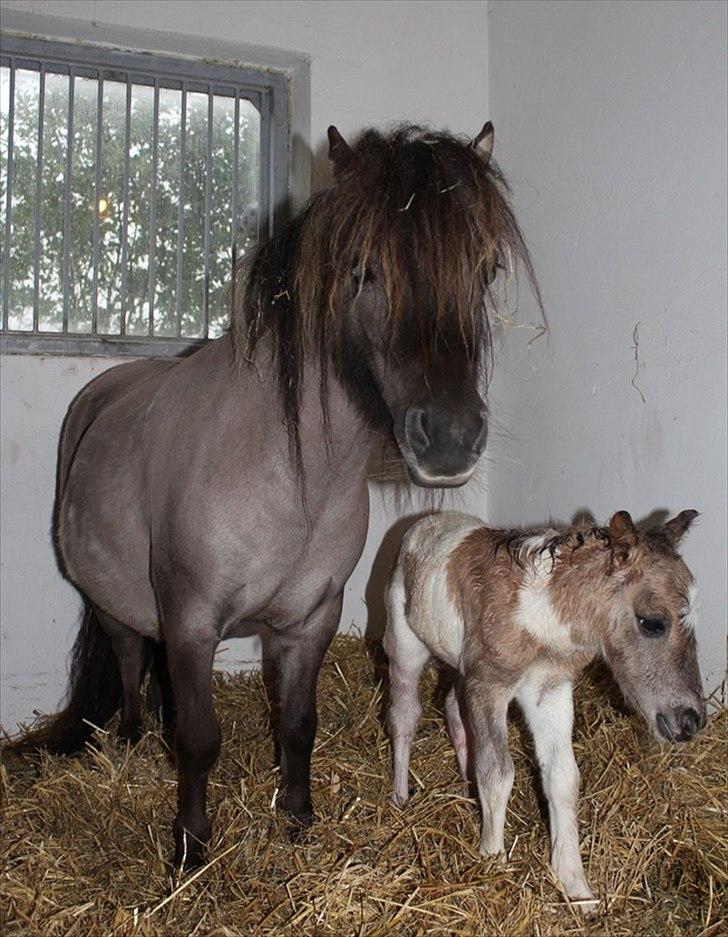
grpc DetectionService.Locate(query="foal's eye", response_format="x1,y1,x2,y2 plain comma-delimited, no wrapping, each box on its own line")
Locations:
637,615,668,637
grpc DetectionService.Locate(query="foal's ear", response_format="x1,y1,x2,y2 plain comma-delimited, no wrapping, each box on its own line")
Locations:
663,509,699,545
472,121,494,160
327,125,353,176
609,510,638,565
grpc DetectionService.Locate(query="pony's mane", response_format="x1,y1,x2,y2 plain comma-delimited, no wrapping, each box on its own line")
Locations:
492,520,681,571
232,124,542,470
493,525,611,570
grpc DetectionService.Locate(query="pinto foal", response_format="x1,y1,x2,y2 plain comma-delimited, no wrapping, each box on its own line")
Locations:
384,510,705,909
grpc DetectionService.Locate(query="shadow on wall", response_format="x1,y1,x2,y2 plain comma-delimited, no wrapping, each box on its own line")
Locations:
363,511,430,642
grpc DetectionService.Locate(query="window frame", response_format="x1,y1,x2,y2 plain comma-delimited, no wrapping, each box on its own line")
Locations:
0,34,290,357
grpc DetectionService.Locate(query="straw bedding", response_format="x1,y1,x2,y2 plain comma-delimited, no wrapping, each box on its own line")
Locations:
2,635,726,936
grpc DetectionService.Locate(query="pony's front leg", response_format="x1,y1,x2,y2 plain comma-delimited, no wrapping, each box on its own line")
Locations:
517,679,597,912
268,595,342,827
164,618,220,870
464,678,513,855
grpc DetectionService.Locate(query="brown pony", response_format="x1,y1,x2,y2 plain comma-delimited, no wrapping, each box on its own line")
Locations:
9,122,539,869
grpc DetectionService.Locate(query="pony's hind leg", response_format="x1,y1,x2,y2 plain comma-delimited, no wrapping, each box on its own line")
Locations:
463,676,513,855
444,682,469,783
383,568,430,806
146,639,176,743
94,607,147,745
267,595,342,828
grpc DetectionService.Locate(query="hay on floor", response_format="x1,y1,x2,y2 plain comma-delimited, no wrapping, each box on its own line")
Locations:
2,635,726,936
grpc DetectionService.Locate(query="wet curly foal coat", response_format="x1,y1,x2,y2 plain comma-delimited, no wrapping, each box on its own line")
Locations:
384,509,705,909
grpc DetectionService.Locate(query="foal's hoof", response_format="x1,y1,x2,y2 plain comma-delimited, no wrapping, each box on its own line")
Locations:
570,895,600,920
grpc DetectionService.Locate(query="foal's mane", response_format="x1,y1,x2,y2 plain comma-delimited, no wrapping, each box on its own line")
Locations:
494,521,681,571
493,525,611,572
232,124,542,471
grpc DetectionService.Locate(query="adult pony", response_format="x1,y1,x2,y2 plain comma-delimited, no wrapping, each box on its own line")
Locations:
11,123,539,867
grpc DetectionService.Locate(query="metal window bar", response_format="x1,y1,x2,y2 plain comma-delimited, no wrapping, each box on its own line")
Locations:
2,61,15,331
61,70,74,334
203,87,213,340
119,78,131,336
32,65,45,331
175,85,187,338
148,79,159,338
91,70,103,335
232,93,240,254
0,35,288,357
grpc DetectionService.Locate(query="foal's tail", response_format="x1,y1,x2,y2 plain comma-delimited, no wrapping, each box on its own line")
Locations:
6,604,123,755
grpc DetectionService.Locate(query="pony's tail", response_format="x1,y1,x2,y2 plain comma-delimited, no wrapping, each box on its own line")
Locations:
6,604,123,755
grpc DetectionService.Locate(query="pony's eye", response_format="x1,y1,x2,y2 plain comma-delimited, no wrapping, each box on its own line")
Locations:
352,264,367,284
637,615,668,637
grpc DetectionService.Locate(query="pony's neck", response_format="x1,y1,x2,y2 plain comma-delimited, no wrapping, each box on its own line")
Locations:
296,351,378,473
547,544,614,650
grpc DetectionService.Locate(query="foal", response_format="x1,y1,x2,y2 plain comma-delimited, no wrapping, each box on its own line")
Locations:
384,509,705,909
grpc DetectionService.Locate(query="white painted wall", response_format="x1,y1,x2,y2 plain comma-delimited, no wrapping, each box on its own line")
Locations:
0,0,489,731
486,0,727,690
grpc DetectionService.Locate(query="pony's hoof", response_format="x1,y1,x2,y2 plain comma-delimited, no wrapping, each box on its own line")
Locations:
117,724,142,746
279,796,315,838
172,821,210,872
173,836,206,872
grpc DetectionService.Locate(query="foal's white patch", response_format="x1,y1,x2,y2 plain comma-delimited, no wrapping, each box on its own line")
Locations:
683,582,700,631
398,512,482,668
515,538,575,655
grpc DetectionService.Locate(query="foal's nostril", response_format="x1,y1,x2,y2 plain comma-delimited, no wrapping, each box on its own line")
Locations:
656,712,672,741
679,707,700,740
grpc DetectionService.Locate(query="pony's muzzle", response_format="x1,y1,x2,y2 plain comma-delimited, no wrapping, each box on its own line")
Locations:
656,704,706,743
402,403,487,487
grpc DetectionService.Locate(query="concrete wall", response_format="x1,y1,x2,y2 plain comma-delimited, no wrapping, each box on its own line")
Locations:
0,0,490,731
486,0,727,690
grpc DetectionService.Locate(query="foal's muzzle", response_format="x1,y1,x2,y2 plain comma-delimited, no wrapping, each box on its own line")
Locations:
402,402,488,487
655,704,707,743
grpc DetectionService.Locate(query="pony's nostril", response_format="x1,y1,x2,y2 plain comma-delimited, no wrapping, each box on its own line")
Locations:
471,409,488,454
679,707,700,739
656,712,672,741
404,407,430,456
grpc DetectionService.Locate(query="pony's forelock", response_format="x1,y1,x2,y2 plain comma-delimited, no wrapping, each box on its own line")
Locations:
232,124,542,473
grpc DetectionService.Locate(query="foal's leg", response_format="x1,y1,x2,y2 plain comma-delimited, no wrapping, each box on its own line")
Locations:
95,607,146,745
517,679,596,908
165,624,220,869
267,595,342,827
383,570,430,806
444,682,469,782
463,678,513,855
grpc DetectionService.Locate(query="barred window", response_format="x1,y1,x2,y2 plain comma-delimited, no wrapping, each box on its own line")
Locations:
0,36,288,356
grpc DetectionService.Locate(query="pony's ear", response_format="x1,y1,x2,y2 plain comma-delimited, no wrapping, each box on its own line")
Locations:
472,121,494,160
663,509,699,545
327,125,353,176
609,510,638,565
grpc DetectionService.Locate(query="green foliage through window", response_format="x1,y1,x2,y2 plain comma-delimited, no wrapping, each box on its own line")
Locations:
0,62,261,341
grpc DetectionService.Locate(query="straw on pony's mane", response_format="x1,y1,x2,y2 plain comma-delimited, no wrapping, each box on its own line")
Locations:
232,124,543,472
493,519,686,572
